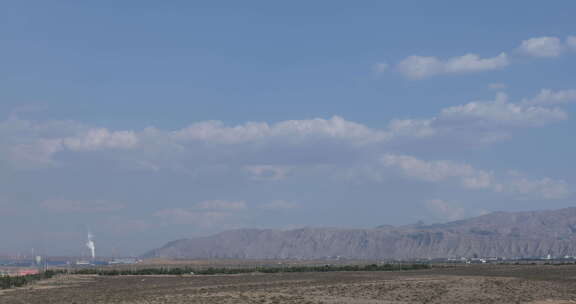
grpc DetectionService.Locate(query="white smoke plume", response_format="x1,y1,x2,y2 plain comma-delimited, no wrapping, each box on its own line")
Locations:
86,232,96,259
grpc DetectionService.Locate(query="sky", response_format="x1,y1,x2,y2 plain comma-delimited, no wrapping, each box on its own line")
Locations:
1,1,575,257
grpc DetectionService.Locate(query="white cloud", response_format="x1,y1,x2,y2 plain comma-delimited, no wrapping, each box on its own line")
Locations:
518,36,564,57
192,200,246,211
105,217,150,234
61,128,139,151
0,118,79,167
567,36,576,51
154,208,237,228
439,92,568,127
154,199,298,229
507,176,571,199
153,200,247,228
0,116,383,170
384,91,568,145
0,90,573,204
1,89,572,171
397,53,508,79
444,53,509,73
0,117,139,168
380,154,570,199
521,89,576,106
381,154,492,185
244,165,291,181
397,55,442,79
260,200,298,210
8,139,63,166
372,62,388,74
0,197,21,216
424,199,465,221
171,116,389,144
488,83,507,90
387,118,436,137
41,199,125,213
389,35,576,79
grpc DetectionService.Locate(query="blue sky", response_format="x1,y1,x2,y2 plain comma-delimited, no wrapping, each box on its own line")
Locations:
1,1,575,256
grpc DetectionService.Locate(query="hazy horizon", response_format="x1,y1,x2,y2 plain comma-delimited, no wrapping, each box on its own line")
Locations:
1,2,575,257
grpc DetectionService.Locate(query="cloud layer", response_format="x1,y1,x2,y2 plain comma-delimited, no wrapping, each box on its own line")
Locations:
381,154,570,199
390,34,575,79
397,53,509,79
2,89,571,172
518,36,564,57
518,35,576,57
41,199,126,213
1,89,572,207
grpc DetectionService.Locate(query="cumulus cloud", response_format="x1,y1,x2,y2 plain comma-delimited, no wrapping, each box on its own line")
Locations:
0,115,396,173
380,154,571,199
488,83,507,90
567,36,576,51
381,154,495,186
0,116,372,169
41,199,125,213
521,89,576,106
8,139,64,166
387,118,436,138
154,208,238,228
424,199,465,221
192,200,246,211
505,170,571,200
385,91,568,145
388,35,576,79
244,165,291,181
1,89,573,202
0,116,380,169
0,197,22,216
439,92,567,127
0,118,79,167
397,53,509,79
105,216,150,234
154,199,299,228
61,128,139,151
516,35,576,57
0,117,139,168
518,36,564,57
443,53,509,73
372,62,389,74
1,89,572,172
260,200,298,210
171,116,388,144
153,200,247,228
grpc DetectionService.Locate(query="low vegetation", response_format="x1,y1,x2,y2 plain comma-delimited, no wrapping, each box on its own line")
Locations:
0,270,60,290
73,263,431,276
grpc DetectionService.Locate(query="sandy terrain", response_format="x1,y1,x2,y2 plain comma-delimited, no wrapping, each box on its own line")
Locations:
2,265,576,303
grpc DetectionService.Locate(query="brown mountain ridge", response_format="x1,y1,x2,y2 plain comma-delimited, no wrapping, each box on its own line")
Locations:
144,207,576,260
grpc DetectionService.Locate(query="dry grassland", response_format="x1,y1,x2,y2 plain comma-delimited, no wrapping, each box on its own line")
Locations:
2,265,576,304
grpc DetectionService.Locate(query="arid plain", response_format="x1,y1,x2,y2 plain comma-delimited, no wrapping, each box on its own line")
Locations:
3,264,576,304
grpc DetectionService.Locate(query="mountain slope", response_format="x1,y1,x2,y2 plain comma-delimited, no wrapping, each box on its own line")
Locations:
144,207,576,259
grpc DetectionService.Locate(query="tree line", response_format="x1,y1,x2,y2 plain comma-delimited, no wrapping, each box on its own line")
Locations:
73,263,431,276
0,270,60,290
0,263,431,289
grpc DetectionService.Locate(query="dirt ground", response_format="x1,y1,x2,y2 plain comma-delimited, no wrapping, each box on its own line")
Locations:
3,265,576,304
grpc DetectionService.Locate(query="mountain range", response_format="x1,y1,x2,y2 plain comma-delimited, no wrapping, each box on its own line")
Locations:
144,207,576,260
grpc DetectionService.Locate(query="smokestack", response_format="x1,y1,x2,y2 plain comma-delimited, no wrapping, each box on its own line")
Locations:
86,233,96,259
